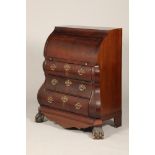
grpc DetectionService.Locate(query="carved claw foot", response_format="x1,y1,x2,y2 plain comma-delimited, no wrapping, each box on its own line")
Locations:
92,126,104,139
35,111,47,123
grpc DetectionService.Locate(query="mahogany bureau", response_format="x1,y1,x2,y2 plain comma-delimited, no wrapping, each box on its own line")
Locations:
35,26,122,139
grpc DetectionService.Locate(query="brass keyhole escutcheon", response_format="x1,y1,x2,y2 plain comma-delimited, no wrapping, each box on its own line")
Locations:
47,96,54,103
50,64,56,71
78,67,85,75
64,64,71,72
65,80,72,87
51,79,58,86
75,102,82,110
79,84,86,91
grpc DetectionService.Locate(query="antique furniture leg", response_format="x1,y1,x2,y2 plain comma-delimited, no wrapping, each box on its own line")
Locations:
35,111,47,123
92,126,104,139
114,111,122,128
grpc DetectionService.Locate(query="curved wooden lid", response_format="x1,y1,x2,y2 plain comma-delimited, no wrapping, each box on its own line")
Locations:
44,27,117,64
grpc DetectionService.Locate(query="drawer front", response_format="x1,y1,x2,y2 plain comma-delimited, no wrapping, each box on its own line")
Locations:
45,75,92,99
39,90,89,116
44,60,92,81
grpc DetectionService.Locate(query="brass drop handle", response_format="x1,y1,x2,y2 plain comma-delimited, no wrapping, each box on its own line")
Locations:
64,64,71,72
50,64,56,71
78,67,85,75
79,84,86,91
75,102,82,110
47,96,54,103
61,96,68,103
65,80,72,87
51,79,58,86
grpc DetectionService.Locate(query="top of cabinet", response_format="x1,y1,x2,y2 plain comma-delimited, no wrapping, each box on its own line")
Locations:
44,26,122,65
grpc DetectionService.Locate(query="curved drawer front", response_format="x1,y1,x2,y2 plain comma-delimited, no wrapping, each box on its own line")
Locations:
44,60,92,81
45,75,92,99
39,90,89,116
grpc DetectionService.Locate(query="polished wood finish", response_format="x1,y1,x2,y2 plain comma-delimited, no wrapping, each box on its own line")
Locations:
38,85,89,116
45,75,92,98
36,26,122,139
44,59,92,81
39,106,103,129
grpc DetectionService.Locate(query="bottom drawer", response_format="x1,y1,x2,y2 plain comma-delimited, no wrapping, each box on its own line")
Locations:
38,90,89,116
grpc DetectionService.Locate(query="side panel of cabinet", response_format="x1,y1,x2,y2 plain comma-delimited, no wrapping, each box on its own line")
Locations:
98,29,122,117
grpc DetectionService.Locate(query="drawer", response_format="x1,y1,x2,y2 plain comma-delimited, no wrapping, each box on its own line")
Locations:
45,75,92,99
39,90,89,116
44,60,92,81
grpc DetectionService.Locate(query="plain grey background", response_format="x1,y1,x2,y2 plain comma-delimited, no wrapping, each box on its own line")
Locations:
27,0,128,154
